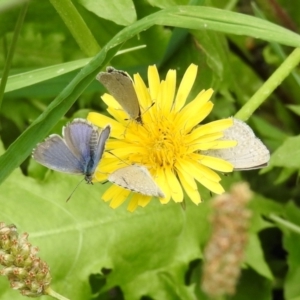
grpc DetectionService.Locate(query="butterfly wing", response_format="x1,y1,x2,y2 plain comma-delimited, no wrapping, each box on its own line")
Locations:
32,135,84,174
63,119,94,164
96,67,142,123
88,125,111,175
202,118,270,170
108,165,165,197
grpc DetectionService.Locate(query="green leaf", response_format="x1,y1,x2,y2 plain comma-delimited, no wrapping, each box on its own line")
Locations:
4,46,145,93
148,0,189,9
250,194,284,218
250,115,288,143
0,164,212,299
274,168,297,185
268,136,300,168
123,265,196,300
245,234,273,280
5,58,93,93
76,0,137,26
287,104,300,117
232,268,272,300
159,6,300,47
282,202,300,300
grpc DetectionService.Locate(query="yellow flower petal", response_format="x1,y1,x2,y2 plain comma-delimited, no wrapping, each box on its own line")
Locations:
185,132,224,145
155,168,171,204
138,195,152,207
102,185,120,202
197,154,234,172
101,93,122,109
133,73,152,109
173,64,198,111
188,118,233,141
198,177,225,194
93,170,106,182
148,65,160,101
175,89,214,129
176,163,201,204
162,69,176,112
106,107,128,124
183,158,221,182
165,167,183,203
110,188,131,209
127,195,139,212
188,141,220,153
87,112,124,138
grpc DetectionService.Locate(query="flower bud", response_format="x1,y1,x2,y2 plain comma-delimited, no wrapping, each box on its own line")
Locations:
0,222,52,297
201,183,252,297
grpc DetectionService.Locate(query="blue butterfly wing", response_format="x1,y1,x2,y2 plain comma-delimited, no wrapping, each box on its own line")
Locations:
63,119,94,166
88,125,111,174
32,135,84,174
63,119,110,179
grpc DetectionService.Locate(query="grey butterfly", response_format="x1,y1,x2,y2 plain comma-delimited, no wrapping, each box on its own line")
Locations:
108,164,165,198
202,118,270,170
96,66,142,124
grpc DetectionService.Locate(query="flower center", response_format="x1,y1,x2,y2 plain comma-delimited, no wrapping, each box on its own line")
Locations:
144,116,186,170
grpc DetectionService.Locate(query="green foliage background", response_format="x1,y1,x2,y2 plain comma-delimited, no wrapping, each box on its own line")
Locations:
1,0,300,299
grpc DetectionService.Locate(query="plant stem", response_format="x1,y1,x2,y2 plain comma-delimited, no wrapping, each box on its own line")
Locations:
49,0,100,56
0,2,28,111
235,47,300,121
269,213,300,234
224,0,239,11
46,287,70,300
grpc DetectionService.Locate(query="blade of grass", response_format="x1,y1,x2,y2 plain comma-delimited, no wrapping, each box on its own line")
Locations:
235,48,300,121
269,214,300,235
159,6,300,47
4,45,146,93
49,0,100,56
0,2,28,110
252,3,300,99
0,0,28,13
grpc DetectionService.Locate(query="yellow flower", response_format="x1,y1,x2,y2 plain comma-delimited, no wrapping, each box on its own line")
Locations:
88,64,237,211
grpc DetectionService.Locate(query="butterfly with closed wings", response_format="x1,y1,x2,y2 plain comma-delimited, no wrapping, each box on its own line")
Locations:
96,66,143,124
202,118,270,170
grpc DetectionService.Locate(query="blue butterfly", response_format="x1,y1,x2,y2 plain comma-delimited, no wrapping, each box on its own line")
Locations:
32,118,110,183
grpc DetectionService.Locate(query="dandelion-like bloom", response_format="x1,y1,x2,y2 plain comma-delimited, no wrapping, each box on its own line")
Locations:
88,64,237,211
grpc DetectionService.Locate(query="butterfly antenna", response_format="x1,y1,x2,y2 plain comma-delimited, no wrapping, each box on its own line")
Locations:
143,101,155,114
106,150,130,166
66,177,85,202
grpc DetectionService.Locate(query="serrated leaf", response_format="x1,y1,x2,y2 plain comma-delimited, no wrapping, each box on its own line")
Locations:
0,161,213,299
